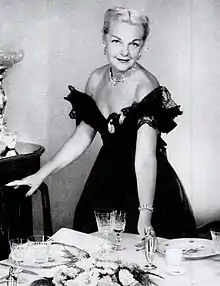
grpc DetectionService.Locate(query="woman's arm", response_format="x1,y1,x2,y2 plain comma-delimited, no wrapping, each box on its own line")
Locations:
6,121,96,196
135,122,157,236
35,67,101,180
37,122,96,179
7,73,98,195
135,77,159,237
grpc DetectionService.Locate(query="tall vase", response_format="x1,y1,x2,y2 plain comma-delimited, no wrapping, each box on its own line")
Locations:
0,67,8,135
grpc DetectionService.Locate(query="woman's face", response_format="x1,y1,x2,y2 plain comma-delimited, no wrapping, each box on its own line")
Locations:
104,19,145,72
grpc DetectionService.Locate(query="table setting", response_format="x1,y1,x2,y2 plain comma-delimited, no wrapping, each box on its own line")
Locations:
0,210,220,286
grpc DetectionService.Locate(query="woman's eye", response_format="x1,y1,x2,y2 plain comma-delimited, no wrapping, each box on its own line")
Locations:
111,39,120,44
131,42,139,47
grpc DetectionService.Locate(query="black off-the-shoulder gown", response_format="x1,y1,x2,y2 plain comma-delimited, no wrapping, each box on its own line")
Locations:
64,85,196,239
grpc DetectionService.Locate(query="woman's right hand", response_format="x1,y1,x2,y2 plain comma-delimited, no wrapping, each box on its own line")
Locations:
6,173,44,197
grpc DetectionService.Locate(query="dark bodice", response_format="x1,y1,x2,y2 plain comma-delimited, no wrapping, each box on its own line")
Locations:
64,85,183,168
64,85,182,141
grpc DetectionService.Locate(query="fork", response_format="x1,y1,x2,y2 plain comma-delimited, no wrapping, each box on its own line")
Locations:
51,241,90,259
62,244,90,261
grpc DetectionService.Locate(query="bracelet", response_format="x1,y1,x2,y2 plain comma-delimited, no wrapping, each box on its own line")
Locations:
138,204,154,212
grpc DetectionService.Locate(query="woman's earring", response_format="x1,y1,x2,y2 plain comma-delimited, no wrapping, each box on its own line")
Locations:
138,52,141,60
104,46,107,55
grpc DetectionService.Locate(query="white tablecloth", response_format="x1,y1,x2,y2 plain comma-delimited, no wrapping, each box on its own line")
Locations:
0,228,219,285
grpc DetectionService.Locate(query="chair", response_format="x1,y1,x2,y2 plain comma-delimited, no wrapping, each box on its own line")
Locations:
0,184,53,239
0,142,53,238
38,182,53,236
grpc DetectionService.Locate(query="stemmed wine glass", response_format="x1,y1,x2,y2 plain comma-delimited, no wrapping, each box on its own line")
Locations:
9,238,28,284
94,209,116,252
112,210,126,251
144,226,157,270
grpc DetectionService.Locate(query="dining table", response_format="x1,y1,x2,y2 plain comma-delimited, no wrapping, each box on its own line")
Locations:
0,228,219,286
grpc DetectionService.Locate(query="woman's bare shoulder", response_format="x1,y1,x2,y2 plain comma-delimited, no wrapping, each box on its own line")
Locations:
85,65,108,96
135,65,160,101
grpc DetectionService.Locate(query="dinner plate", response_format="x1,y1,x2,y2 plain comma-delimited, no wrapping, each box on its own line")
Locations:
0,267,8,283
9,243,81,269
157,238,220,259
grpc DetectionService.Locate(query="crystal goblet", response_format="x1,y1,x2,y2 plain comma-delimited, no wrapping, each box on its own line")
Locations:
94,209,116,239
112,210,126,251
94,209,116,252
9,238,28,284
210,227,220,253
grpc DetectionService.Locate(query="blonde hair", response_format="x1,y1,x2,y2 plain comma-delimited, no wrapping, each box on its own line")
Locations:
103,7,150,42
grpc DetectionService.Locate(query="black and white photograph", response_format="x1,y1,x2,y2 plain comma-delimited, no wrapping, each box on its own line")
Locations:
0,1,220,285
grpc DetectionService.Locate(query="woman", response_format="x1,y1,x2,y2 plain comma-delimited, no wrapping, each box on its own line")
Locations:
7,7,196,238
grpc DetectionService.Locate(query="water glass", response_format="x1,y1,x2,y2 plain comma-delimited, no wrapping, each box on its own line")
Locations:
210,228,220,252
112,210,126,251
9,238,28,283
166,248,185,275
27,235,51,265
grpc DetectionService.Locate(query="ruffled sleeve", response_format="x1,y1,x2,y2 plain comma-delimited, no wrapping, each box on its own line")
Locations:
134,86,183,133
64,85,106,132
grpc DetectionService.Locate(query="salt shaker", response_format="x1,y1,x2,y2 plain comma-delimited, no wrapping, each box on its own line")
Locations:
144,226,157,270
6,267,17,286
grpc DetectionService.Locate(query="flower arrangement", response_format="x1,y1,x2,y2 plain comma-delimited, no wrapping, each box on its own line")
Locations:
31,256,162,286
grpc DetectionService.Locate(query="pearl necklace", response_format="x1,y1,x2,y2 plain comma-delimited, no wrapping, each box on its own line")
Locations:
108,64,137,86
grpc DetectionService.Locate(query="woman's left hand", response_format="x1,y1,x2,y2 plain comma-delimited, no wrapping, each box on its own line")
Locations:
137,209,153,238
135,210,154,250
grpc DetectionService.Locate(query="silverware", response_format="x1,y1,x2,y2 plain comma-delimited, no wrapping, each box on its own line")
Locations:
51,241,90,259
0,262,38,276
135,238,145,251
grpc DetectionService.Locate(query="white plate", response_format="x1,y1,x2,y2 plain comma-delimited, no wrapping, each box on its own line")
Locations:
157,238,219,259
0,267,8,282
9,244,81,269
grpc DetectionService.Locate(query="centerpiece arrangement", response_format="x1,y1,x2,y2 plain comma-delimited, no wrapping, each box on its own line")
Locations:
30,217,161,286
30,255,162,286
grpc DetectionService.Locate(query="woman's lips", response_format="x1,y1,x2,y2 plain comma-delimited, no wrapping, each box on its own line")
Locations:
117,58,130,63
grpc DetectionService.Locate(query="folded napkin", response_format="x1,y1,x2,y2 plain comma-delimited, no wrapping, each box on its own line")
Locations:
50,228,105,255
